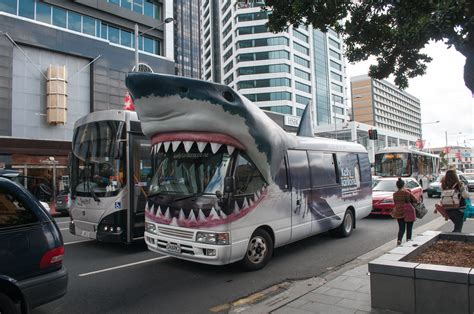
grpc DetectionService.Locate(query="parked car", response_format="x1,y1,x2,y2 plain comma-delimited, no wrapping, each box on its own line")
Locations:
55,189,71,215
463,173,474,192
0,177,67,313
371,177,423,216
427,174,471,197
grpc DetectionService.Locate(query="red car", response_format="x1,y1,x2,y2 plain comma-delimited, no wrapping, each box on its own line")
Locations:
371,177,423,216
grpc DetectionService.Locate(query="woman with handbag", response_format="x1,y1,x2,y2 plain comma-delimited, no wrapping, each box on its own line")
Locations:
392,178,418,245
440,170,469,232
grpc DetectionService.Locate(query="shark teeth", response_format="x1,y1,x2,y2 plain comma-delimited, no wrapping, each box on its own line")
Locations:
155,205,162,217
153,141,236,155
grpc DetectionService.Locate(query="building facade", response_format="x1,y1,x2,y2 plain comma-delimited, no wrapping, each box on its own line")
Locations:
174,0,201,77
201,0,348,126
351,74,422,139
0,0,174,196
430,146,474,172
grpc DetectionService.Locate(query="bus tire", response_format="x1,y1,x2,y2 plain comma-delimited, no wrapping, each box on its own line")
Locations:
241,228,273,271
333,210,354,238
0,292,18,314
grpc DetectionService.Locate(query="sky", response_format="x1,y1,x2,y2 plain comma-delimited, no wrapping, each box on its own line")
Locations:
346,41,474,149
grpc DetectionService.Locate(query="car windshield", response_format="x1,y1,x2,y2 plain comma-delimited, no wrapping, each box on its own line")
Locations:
373,180,399,192
149,147,230,197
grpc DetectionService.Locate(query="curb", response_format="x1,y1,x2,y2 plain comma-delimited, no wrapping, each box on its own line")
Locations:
229,216,448,314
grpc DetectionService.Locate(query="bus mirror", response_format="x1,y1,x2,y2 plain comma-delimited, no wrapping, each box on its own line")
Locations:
224,177,234,193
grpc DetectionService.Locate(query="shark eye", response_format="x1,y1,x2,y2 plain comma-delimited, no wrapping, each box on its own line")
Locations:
179,86,189,94
222,90,234,102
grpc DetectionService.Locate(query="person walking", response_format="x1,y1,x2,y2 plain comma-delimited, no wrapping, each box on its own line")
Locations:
392,178,418,245
440,170,468,232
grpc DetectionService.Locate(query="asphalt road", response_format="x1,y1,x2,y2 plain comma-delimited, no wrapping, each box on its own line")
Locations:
36,195,445,314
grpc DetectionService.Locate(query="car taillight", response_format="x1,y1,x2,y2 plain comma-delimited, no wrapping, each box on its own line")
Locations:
40,246,64,269
65,195,69,202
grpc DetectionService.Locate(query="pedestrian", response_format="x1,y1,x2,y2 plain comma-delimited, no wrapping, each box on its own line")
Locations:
440,170,469,232
392,178,418,245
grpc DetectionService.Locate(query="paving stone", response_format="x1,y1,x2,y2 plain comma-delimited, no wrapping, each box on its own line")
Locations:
326,276,370,291
344,265,369,277
273,306,315,314
300,301,357,313
356,284,370,294
319,287,370,302
336,298,372,312
313,285,331,294
301,292,343,305
285,298,309,309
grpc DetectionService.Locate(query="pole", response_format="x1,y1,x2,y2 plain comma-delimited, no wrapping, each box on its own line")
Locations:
134,24,139,72
445,131,448,148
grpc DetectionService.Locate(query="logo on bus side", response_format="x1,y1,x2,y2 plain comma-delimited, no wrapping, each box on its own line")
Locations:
115,201,121,209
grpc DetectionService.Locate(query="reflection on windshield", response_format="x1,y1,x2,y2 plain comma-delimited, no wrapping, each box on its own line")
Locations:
375,153,411,177
373,180,399,192
149,149,230,196
71,121,125,198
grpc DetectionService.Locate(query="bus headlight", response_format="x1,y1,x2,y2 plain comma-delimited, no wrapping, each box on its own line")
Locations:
196,232,229,245
145,222,157,235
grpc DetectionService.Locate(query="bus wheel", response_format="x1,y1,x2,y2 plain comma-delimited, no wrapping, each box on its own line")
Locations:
332,210,354,238
242,229,273,271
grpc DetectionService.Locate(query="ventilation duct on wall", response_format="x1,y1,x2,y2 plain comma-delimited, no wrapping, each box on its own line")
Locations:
46,65,67,125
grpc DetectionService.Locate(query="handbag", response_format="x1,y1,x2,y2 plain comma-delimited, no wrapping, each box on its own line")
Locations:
414,202,427,219
463,198,474,221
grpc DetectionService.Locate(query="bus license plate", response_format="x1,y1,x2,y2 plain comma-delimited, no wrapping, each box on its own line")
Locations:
166,243,181,254
81,230,91,238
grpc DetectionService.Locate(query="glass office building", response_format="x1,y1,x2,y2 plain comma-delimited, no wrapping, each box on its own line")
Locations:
201,0,348,126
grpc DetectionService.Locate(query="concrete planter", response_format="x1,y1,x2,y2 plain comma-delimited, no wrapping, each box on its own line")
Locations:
369,231,474,314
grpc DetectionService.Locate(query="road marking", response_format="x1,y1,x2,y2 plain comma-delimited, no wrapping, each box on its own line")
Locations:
64,239,93,245
56,221,70,225
78,256,170,277
60,228,69,231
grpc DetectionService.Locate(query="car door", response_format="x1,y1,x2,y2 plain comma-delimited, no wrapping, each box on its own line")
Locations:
406,180,422,201
0,180,47,280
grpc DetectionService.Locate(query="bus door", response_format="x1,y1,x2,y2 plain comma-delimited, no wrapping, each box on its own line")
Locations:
128,134,151,241
287,150,312,241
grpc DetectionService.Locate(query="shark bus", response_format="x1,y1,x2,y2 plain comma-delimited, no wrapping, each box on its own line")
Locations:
126,73,372,270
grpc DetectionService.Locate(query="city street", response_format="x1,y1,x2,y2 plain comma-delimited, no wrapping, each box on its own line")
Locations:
36,194,443,314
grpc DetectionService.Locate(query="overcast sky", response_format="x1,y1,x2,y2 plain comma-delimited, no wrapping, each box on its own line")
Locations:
346,41,474,149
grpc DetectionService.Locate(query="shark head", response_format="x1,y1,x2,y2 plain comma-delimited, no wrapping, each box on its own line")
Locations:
126,72,296,184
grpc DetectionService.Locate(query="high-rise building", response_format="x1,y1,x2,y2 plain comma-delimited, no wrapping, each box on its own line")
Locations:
0,0,174,186
351,74,422,138
174,0,201,78
201,0,348,126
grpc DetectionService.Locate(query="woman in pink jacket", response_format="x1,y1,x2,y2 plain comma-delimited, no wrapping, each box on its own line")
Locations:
392,178,418,245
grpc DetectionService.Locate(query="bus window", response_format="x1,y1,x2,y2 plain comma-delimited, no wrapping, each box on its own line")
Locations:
233,154,266,196
357,154,371,183
287,150,311,190
274,157,289,191
307,152,337,187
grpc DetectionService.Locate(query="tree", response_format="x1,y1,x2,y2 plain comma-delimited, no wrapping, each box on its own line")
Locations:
265,0,474,93
439,151,448,170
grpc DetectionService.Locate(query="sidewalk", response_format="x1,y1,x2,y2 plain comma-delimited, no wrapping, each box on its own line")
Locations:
232,217,474,314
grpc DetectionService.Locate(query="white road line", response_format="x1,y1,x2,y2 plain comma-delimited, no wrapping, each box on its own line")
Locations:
60,228,69,231
64,239,93,245
56,221,70,224
78,256,169,277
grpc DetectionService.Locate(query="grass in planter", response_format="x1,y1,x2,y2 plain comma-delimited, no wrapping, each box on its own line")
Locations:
407,240,474,268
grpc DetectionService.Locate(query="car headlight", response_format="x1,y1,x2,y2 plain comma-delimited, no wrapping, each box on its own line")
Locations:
145,221,157,235
196,231,229,245
380,199,394,204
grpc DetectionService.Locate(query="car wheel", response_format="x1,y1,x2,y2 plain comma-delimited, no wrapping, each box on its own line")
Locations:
241,228,273,271
332,210,354,238
0,292,18,314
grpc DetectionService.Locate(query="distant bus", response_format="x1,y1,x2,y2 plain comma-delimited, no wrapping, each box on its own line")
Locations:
69,110,151,243
126,73,373,270
374,147,440,189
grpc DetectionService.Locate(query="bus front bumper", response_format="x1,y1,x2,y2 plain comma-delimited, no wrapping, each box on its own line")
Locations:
144,232,232,265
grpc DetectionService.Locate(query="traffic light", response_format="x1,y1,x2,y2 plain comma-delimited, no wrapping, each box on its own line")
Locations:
368,129,378,140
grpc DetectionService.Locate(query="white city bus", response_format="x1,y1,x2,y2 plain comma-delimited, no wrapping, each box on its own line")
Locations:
126,73,372,269
374,147,440,189
69,110,151,243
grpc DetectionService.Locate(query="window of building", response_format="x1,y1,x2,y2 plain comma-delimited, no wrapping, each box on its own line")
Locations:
260,106,292,115
0,0,17,14
293,29,309,42
329,49,341,60
224,61,233,74
296,108,304,116
237,78,291,90
120,29,132,47
52,6,66,28
237,25,267,35
68,11,82,32
237,37,289,49
19,0,34,19
238,64,290,76
293,42,309,55
237,50,289,62
107,0,162,20
333,106,344,115
82,15,96,36
295,81,311,93
36,2,51,24
296,94,311,105
328,37,340,49
244,91,291,102
295,68,310,81
294,55,310,68
237,11,269,22
224,74,234,85
330,71,342,82
330,60,342,71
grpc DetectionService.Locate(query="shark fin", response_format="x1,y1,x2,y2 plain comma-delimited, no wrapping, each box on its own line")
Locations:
297,102,314,137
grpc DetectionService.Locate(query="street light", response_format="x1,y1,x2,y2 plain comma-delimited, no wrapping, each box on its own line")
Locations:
134,17,174,72
421,120,440,125
445,131,462,147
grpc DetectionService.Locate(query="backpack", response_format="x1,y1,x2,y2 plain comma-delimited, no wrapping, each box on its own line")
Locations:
441,182,461,208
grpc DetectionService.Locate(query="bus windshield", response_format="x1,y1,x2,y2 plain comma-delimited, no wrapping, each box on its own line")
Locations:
149,149,230,197
71,121,125,198
375,153,411,177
